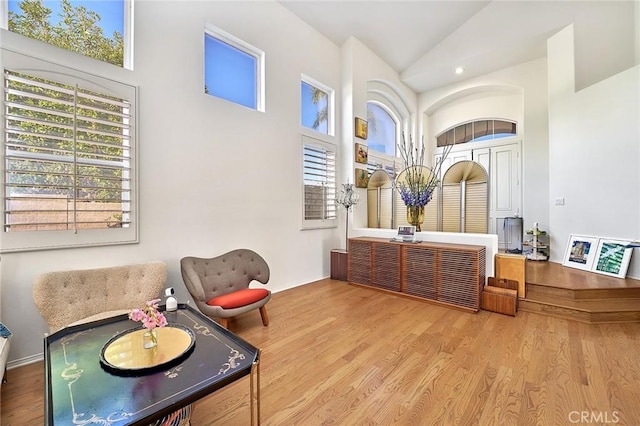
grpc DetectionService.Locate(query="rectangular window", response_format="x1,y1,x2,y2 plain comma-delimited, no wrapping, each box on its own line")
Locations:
302,136,336,229
204,25,264,111
5,0,132,69
1,50,137,252
301,75,333,135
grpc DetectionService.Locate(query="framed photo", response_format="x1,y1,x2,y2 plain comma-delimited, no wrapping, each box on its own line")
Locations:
355,168,369,188
355,143,368,164
562,234,598,271
591,238,634,278
355,117,368,140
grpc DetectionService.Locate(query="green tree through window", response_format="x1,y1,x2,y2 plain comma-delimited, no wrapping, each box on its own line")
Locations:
8,0,124,67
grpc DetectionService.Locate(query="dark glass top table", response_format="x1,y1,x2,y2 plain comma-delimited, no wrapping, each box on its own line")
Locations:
44,304,260,425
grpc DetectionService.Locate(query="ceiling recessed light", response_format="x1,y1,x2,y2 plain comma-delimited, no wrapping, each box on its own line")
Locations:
455,67,465,75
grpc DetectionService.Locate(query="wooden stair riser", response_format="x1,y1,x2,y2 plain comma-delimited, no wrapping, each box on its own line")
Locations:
526,283,640,300
519,299,640,323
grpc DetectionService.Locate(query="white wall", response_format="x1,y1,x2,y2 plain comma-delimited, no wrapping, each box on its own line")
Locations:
0,1,343,365
548,25,640,277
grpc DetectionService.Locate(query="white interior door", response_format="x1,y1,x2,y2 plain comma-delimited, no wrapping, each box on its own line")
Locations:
484,143,521,235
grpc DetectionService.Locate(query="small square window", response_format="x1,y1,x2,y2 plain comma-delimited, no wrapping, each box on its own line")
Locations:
204,25,264,111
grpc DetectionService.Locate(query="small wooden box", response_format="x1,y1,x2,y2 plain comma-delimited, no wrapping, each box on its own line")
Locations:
482,285,518,316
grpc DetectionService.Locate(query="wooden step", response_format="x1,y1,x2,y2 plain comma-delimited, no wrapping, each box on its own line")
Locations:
519,261,640,324
519,297,640,323
526,282,640,300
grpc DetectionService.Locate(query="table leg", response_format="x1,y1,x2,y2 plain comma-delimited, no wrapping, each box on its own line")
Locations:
250,349,261,425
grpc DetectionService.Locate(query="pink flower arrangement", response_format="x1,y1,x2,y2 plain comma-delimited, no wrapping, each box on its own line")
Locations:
129,299,167,330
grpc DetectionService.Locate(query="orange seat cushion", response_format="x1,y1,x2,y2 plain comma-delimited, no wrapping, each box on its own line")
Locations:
206,288,269,309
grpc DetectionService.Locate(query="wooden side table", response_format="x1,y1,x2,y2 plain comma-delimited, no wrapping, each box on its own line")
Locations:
330,249,348,281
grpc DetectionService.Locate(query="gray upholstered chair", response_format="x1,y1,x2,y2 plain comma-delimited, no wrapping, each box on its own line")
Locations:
180,249,271,328
33,261,167,333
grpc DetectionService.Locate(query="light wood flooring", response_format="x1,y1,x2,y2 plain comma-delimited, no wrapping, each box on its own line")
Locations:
2,278,640,425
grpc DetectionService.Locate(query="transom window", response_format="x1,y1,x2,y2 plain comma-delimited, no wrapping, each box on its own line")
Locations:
6,0,131,68
437,119,517,147
366,102,397,155
301,75,334,135
204,24,265,111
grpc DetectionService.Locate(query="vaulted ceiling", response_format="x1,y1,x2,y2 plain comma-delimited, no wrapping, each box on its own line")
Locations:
279,1,638,93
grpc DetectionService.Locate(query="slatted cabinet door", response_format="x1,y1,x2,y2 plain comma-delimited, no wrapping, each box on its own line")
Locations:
371,242,401,291
439,248,484,309
404,245,438,299
348,239,371,285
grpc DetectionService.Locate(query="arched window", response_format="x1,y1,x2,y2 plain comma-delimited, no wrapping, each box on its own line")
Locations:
364,81,411,230
436,119,517,147
366,102,397,156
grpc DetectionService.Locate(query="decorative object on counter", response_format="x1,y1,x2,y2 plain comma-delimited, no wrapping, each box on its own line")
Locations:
396,134,452,231
129,299,167,349
335,182,360,250
525,222,548,261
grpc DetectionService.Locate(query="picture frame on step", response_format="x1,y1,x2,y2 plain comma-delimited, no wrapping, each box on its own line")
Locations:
562,234,599,271
591,238,634,278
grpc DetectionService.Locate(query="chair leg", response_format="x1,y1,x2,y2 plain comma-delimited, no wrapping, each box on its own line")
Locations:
259,306,269,326
218,318,228,328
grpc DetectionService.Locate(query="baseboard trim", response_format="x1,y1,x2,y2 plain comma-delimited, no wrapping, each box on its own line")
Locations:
7,352,42,370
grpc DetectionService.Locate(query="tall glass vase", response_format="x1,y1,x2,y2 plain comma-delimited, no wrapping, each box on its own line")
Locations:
406,206,425,232
143,329,158,349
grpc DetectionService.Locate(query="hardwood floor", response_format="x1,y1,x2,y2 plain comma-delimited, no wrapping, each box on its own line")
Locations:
2,278,640,425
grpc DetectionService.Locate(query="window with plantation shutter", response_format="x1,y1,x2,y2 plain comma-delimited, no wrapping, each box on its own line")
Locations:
1,50,137,252
302,136,336,229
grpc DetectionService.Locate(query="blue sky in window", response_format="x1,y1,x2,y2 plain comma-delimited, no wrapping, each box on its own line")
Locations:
367,103,396,155
8,0,124,36
204,34,257,109
301,82,327,134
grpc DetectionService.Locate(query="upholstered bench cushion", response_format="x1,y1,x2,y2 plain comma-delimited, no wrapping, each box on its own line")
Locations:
207,288,269,309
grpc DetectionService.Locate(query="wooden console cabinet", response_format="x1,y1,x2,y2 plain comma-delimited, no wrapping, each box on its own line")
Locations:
348,237,486,312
